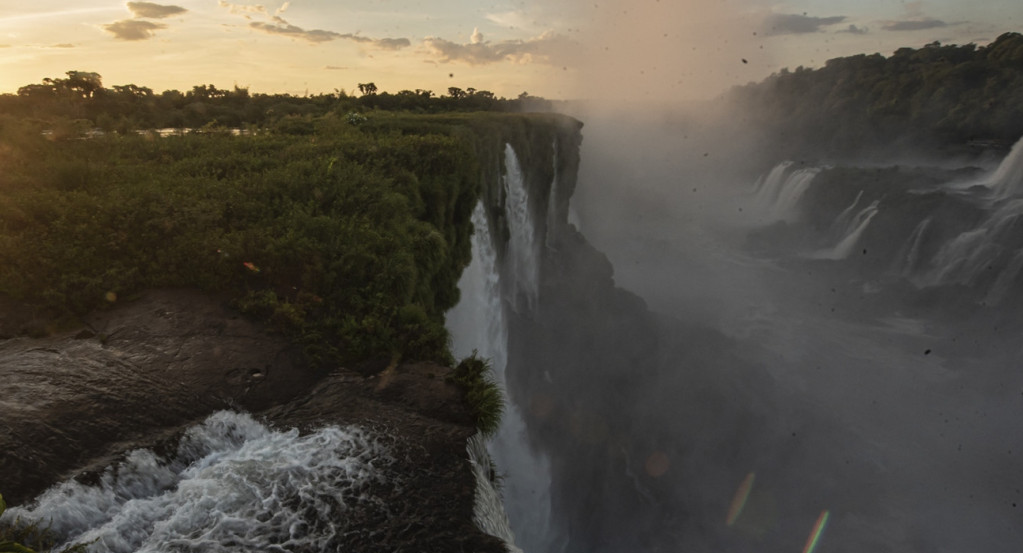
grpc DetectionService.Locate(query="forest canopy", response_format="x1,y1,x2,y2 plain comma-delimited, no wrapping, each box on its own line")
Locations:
724,31,1023,158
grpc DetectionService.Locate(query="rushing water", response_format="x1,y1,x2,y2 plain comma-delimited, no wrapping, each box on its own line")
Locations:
1,411,390,553
446,144,560,553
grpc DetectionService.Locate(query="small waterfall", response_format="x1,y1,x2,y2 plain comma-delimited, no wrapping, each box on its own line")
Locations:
753,161,821,222
924,198,1023,289
1,411,388,553
987,135,1023,199
546,139,560,251
504,144,540,312
833,190,865,234
895,217,932,278
810,201,879,260
467,434,522,553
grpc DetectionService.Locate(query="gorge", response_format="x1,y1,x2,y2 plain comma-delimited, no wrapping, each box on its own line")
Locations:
3,96,1023,553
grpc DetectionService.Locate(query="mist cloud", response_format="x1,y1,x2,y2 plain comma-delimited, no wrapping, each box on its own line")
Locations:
127,2,187,19
762,13,847,36
423,30,576,65
103,19,167,40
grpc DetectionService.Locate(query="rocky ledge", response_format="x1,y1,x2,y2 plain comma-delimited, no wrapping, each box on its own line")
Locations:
0,288,505,552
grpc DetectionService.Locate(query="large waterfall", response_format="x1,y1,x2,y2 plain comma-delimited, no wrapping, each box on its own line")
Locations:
446,143,558,553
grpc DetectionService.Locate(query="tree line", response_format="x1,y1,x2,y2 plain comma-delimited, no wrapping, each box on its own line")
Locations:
0,72,553,135
724,31,1023,158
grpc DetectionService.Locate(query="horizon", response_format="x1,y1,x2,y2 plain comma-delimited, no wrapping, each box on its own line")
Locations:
1,1,1021,103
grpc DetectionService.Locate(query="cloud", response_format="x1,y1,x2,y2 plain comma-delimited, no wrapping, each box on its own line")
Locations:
245,14,409,48
50,43,76,48
423,30,577,65
220,2,408,49
838,24,868,35
218,0,269,18
881,2,951,32
881,18,948,31
103,19,167,40
127,2,187,19
761,13,846,36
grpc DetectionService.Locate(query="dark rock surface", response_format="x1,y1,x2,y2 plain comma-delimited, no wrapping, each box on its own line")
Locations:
0,288,504,553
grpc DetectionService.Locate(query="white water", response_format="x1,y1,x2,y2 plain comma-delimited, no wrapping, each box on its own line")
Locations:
546,139,560,251
924,198,1023,289
810,200,879,260
753,161,821,222
987,135,1023,198
1,411,388,553
895,217,932,277
504,143,540,312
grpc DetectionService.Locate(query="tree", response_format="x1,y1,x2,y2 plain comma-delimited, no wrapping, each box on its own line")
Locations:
358,82,377,96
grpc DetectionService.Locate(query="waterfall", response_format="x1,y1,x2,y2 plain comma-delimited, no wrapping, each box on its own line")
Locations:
833,190,864,234
753,161,821,222
894,217,932,278
446,142,560,553
810,200,879,260
546,139,560,251
924,198,1023,289
504,143,540,312
987,135,1023,199
1,411,388,553
467,434,522,553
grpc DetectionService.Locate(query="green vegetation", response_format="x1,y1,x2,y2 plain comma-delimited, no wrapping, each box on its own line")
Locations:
450,353,505,436
0,493,86,553
0,104,559,369
0,71,553,135
727,31,1023,156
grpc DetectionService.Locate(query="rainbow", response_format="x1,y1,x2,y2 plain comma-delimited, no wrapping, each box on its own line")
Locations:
801,509,831,553
725,472,756,525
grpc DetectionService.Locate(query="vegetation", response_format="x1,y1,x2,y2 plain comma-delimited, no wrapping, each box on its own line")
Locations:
449,353,505,436
0,72,554,135
0,100,561,369
727,31,1023,157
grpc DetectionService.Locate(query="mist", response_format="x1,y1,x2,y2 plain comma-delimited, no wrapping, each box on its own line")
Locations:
490,85,1023,551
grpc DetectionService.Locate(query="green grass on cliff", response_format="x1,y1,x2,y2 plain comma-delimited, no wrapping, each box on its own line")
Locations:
0,111,547,367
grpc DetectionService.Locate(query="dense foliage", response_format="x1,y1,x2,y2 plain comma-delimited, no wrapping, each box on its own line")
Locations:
0,109,550,368
727,31,1023,158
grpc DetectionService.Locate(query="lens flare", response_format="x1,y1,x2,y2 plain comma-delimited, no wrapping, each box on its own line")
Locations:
726,472,755,525
802,509,831,553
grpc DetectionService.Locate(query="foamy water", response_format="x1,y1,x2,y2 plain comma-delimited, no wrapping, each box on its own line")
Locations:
1,411,390,553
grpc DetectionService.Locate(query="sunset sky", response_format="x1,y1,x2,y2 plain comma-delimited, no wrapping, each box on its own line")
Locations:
1,1,1021,102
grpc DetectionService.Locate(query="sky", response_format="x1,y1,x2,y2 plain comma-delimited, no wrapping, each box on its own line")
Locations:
0,1,1021,102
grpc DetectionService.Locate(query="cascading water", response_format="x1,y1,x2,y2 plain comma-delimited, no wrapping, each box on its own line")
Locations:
753,161,821,222
894,217,932,278
446,143,559,553
810,200,879,260
0,411,389,553
924,198,1023,290
986,135,1023,199
504,143,540,312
